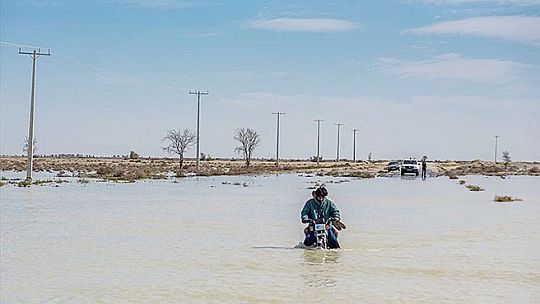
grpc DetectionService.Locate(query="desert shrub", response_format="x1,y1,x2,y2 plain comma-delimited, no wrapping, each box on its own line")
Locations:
494,195,521,202
129,151,140,159
347,171,375,178
33,179,54,186
458,180,466,185
447,171,458,179
466,185,484,191
17,180,32,187
310,156,323,162
483,165,502,173
96,165,114,176
112,168,126,178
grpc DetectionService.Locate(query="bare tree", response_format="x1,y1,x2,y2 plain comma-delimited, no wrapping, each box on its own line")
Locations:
234,128,261,167
162,129,196,168
502,151,511,168
22,136,37,155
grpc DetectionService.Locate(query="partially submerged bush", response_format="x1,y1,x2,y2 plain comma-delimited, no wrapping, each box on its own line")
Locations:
466,185,484,191
494,195,521,202
347,171,375,179
96,165,115,176
17,180,32,187
447,171,458,179
33,179,54,186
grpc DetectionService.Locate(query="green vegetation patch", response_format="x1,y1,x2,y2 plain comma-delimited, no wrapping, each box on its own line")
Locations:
17,180,32,187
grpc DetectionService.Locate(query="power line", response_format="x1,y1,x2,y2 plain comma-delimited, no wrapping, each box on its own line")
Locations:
272,112,285,166
189,90,209,172
50,53,188,91
335,123,344,162
314,119,324,165
1,41,47,49
3,42,188,92
18,48,51,181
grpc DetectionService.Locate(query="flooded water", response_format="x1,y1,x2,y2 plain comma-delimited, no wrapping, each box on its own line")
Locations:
1,173,539,303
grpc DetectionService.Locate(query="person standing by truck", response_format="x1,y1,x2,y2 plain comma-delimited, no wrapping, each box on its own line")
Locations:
421,156,427,179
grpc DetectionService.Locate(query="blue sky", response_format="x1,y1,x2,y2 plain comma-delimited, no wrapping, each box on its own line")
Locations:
1,0,539,161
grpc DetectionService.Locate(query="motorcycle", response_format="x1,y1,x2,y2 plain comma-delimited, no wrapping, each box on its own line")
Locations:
307,218,336,249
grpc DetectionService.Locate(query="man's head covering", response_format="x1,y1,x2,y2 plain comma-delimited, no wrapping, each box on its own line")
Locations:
314,186,328,198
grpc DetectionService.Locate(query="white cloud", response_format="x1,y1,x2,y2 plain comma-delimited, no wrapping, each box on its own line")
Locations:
418,0,540,4
111,0,200,9
248,18,359,32
407,16,540,44
376,53,529,83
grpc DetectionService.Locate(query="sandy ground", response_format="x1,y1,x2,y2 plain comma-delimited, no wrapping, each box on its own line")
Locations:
1,156,538,182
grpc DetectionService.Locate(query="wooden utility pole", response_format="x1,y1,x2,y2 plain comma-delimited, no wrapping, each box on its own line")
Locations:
494,135,500,163
314,119,324,165
335,123,344,162
19,48,50,181
189,90,209,172
272,112,285,166
352,128,359,162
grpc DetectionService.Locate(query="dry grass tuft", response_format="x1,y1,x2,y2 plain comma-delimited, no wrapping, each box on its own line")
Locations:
494,195,521,202
466,185,484,191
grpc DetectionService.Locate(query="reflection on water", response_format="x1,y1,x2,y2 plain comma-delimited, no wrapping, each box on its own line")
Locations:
301,250,341,288
302,249,341,265
1,174,539,303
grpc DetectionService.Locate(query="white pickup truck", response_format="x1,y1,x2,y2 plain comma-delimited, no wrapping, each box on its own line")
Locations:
401,159,420,176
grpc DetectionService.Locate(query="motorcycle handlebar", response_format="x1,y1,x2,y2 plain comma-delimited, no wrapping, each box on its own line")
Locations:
305,218,336,225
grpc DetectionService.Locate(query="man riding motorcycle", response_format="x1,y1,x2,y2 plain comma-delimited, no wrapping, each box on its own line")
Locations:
301,186,346,249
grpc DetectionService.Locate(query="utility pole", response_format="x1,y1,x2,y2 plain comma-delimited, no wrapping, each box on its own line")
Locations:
352,128,359,162
189,90,209,172
272,112,285,166
494,135,500,163
19,48,50,181
335,123,344,162
314,119,324,165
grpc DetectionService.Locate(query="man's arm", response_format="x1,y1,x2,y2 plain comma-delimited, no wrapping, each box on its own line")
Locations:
301,200,312,223
329,200,341,220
